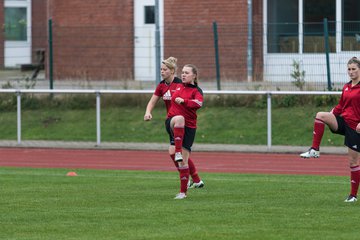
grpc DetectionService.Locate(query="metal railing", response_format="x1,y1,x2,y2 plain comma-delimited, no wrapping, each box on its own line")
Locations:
0,89,342,149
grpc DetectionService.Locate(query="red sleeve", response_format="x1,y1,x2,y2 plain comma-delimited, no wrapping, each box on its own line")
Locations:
332,87,345,115
183,90,203,109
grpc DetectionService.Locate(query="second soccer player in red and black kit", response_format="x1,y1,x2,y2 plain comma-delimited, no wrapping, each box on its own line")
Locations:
300,57,360,203
144,58,204,196
166,64,204,199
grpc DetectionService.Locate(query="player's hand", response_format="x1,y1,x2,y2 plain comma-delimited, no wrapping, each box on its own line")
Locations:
175,97,184,104
144,113,152,121
356,123,360,133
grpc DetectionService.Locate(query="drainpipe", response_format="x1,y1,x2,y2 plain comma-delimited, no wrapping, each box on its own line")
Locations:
247,0,253,82
155,0,161,85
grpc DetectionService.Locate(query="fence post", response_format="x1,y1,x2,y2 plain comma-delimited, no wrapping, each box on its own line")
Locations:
323,18,332,91
17,91,21,144
96,92,101,146
212,21,221,90
48,19,54,90
267,92,272,149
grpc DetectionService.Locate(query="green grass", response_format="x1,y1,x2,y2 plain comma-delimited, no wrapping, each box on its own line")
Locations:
0,167,356,240
0,105,343,146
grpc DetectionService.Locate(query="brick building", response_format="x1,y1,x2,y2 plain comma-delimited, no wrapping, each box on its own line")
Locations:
1,0,359,85
1,0,262,83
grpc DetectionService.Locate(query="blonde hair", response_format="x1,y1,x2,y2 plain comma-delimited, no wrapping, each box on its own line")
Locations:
184,64,199,85
162,57,177,73
348,57,360,68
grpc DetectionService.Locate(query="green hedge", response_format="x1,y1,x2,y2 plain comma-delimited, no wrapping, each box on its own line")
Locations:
0,92,340,112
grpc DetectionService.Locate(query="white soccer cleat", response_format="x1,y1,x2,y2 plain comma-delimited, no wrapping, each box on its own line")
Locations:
174,192,187,200
188,180,205,189
300,148,320,158
174,152,183,162
344,195,357,203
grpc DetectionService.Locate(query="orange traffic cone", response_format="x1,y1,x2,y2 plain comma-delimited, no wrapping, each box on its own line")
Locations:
66,171,78,176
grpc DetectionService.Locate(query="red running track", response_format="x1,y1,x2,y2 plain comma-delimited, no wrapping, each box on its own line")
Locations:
0,147,350,176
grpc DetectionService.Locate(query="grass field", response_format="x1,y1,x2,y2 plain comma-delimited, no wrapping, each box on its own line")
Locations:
1,167,357,240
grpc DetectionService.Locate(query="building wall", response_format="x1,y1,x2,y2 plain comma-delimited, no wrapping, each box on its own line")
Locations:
32,0,47,51
32,0,47,66
49,0,134,80
163,0,263,82
26,0,263,82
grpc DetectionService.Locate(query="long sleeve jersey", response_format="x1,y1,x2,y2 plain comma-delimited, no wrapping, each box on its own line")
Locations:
167,83,203,128
154,77,182,114
332,81,360,130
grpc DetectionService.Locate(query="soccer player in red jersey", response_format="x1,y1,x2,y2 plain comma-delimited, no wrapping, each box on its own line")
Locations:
300,57,360,202
166,64,204,199
144,58,204,192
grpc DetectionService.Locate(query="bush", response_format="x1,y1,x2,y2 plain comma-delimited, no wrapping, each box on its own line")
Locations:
314,94,339,107
204,95,267,108
0,92,340,112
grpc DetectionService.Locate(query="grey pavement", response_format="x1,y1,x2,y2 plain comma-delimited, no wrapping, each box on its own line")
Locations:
0,140,347,155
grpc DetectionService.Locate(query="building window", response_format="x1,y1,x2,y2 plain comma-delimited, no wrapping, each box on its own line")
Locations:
303,0,335,53
144,6,155,24
267,0,360,53
267,0,298,53
4,7,27,41
342,0,360,51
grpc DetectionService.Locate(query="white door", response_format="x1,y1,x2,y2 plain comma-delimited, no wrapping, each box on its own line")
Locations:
134,0,163,81
4,0,31,68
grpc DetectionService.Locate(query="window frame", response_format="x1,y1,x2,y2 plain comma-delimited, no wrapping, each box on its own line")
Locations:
264,0,359,54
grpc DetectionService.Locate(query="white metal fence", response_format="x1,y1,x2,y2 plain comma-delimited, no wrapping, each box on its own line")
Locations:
0,89,342,150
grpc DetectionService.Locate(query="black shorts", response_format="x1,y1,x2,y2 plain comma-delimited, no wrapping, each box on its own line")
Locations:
165,118,196,152
330,115,360,152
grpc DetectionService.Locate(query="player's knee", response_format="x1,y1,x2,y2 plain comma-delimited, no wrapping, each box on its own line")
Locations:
315,112,325,119
315,112,333,122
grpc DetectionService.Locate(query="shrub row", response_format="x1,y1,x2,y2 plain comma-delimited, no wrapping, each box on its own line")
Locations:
0,92,339,111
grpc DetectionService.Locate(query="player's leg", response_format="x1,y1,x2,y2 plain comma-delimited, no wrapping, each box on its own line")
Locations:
166,118,193,189
187,158,204,188
170,115,188,199
168,145,179,169
174,149,190,199
344,125,360,202
165,118,180,170
345,148,360,202
183,127,204,189
170,115,185,162
300,112,338,158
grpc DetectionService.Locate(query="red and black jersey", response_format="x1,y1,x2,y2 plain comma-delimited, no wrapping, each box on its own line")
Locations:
153,77,182,114
167,83,203,128
332,81,360,130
